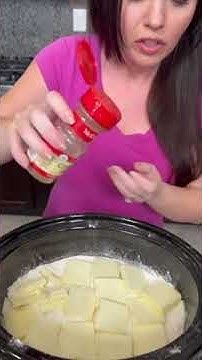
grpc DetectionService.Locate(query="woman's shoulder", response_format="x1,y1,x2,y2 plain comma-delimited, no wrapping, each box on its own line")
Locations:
34,34,102,102
36,34,101,59
61,33,100,47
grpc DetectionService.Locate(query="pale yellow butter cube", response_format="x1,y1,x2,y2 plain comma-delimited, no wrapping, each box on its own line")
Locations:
92,259,120,279
39,267,62,290
43,259,68,277
95,278,128,303
130,293,164,324
8,277,46,307
133,324,167,356
62,260,92,287
121,264,147,290
145,281,181,311
2,299,35,340
94,299,129,334
64,286,96,321
59,321,95,359
34,288,68,313
26,312,62,357
95,332,133,359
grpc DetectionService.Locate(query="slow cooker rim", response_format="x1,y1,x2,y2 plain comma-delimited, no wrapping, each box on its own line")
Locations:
0,213,201,261
0,213,201,360
1,213,201,287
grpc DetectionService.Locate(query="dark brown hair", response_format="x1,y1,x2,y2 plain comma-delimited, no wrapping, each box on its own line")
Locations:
88,0,202,186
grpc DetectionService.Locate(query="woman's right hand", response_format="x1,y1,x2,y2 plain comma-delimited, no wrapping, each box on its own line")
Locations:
8,91,74,169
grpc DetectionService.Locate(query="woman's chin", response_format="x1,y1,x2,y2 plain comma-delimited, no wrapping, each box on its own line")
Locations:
126,48,167,72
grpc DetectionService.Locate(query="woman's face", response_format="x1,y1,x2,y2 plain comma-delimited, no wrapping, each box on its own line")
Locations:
121,0,198,69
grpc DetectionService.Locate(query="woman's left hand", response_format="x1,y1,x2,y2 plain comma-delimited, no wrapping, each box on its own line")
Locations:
108,162,164,203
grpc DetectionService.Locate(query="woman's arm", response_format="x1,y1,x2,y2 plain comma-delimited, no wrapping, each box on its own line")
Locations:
0,116,13,164
108,164,202,224
147,176,202,224
0,61,48,165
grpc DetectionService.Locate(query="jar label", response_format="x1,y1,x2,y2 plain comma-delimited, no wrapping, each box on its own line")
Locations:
71,112,98,143
27,150,73,179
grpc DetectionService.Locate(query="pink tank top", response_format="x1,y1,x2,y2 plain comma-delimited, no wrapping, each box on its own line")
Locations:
35,35,173,226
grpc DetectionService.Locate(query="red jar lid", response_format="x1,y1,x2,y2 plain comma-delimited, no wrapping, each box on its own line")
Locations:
77,40,97,86
81,87,121,129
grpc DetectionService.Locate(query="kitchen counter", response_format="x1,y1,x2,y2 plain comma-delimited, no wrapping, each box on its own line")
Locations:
0,215,201,254
164,222,202,254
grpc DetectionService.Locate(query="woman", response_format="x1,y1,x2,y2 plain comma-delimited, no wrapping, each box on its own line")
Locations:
0,0,201,226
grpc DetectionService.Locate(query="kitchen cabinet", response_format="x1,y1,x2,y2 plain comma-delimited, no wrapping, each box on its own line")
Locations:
0,161,52,215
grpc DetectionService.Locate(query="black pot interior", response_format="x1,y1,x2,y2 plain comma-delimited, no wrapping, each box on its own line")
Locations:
0,214,201,360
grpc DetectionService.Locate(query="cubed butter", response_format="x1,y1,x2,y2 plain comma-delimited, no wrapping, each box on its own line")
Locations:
8,277,46,307
62,260,92,287
145,281,181,311
133,324,167,356
95,332,133,359
34,288,68,313
39,267,62,290
26,312,62,357
59,321,95,359
95,278,129,303
94,299,129,334
92,258,120,279
2,299,35,340
130,293,164,324
121,264,147,290
64,286,96,321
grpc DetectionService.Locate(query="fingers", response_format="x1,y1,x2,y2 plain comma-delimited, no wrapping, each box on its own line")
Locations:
108,166,131,198
108,165,158,203
14,114,54,158
9,91,74,169
10,128,29,169
46,91,75,125
108,166,144,202
134,162,155,175
124,195,143,203
29,109,66,151
129,170,152,193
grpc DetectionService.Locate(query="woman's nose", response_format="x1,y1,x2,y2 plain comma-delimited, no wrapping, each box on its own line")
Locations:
145,0,166,30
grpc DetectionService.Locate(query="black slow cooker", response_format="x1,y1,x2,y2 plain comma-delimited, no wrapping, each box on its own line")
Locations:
0,214,201,360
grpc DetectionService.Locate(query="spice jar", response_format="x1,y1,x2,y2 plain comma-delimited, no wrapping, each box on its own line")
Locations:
27,39,121,183
27,87,121,183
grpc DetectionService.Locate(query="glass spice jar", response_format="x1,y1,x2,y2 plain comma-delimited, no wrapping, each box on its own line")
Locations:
27,87,121,183
27,39,121,183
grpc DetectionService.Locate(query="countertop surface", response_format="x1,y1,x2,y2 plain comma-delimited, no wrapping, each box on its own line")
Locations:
164,222,202,254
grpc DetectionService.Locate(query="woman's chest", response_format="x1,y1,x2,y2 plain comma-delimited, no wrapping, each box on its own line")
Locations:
83,128,173,184
101,68,150,135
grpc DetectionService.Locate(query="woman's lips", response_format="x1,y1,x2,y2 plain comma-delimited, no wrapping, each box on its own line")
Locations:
136,39,165,55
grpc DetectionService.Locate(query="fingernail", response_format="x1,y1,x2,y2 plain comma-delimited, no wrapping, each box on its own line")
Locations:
46,153,53,160
125,198,132,203
64,111,74,125
108,166,118,172
107,166,116,176
24,160,30,169
59,142,66,150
